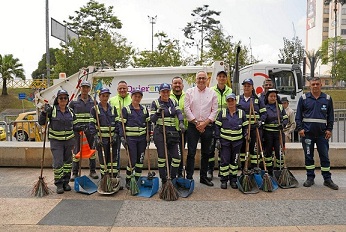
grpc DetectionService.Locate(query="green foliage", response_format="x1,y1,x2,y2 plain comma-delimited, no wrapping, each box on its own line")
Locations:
279,36,304,64
66,0,122,37
0,54,25,96
31,48,59,79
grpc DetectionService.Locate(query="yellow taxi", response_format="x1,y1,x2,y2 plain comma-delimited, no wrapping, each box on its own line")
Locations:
12,111,42,141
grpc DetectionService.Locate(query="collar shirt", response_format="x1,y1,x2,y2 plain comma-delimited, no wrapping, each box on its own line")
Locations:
184,86,218,122
283,106,296,134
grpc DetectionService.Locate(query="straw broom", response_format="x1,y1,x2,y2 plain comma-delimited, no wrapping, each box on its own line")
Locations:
32,112,51,197
159,110,179,201
119,102,139,196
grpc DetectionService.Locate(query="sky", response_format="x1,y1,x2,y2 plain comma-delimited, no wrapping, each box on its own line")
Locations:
0,0,307,79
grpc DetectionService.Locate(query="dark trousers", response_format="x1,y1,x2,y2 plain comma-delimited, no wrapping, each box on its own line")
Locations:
220,139,242,182
126,135,146,180
50,139,74,186
186,122,213,179
72,130,96,174
240,128,258,169
301,134,331,180
264,130,281,172
96,139,118,177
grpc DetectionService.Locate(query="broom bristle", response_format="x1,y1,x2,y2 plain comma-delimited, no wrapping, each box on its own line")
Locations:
159,179,179,201
262,173,274,192
130,176,139,195
32,177,51,197
100,173,113,192
278,168,292,187
240,175,253,192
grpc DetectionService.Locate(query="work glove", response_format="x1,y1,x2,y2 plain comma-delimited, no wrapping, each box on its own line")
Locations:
277,124,283,130
75,124,87,132
179,121,185,133
120,137,128,148
43,104,52,115
156,104,165,114
93,134,103,148
111,133,118,145
215,139,221,150
255,120,262,128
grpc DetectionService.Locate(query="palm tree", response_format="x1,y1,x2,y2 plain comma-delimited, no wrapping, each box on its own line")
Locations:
305,49,321,79
0,54,25,95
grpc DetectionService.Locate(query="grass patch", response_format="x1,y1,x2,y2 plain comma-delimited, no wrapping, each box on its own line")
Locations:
0,88,36,112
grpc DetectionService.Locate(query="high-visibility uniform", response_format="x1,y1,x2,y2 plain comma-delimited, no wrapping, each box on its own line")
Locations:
295,92,334,181
38,105,76,187
90,103,119,177
69,95,96,175
215,108,247,183
119,104,150,182
236,95,267,169
150,98,183,181
263,103,288,172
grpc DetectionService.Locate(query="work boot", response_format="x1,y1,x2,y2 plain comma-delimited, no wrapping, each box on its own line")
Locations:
89,172,99,179
303,178,315,187
63,183,71,191
125,178,130,190
220,182,227,189
230,181,238,189
207,170,213,181
324,179,339,190
70,173,78,182
56,184,64,194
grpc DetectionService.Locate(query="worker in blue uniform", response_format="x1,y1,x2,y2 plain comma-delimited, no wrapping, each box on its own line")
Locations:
119,89,150,189
295,77,338,190
90,88,119,178
263,89,288,174
69,80,98,181
38,89,77,194
236,78,267,170
215,93,248,189
150,83,185,184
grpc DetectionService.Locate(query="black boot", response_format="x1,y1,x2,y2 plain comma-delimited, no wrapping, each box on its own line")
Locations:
125,178,130,190
220,181,227,189
56,184,64,194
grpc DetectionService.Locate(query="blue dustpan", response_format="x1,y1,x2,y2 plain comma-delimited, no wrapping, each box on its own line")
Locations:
74,175,98,195
172,177,195,198
260,170,279,191
136,176,159,198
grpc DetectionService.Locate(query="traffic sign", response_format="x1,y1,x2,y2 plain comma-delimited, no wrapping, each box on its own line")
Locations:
18,93,26,100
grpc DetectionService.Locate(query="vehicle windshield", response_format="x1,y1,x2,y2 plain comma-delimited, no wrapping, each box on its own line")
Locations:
270,70,296,96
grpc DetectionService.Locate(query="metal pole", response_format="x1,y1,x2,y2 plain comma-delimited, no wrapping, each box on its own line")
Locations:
148,15,157,53
45,0,50,87
334,0,337,80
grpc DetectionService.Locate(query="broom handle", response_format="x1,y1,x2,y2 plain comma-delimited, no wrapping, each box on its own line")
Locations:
119,101,133,171
276,100,286,169
181,131,186,179
109,127,113,177
146,121,151,173
244,98,253,171
94,98,108,173
40,112,49,178
78,131,83,177
161,110,171,180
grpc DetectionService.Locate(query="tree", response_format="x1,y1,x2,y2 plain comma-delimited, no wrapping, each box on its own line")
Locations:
305,49,321,79
32,48,59,79
65,0,122,37
183,5,221,63
279,36,304,64
0,54,25,95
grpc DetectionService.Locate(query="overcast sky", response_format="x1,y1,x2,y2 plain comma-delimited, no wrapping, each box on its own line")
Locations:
0,0,306,79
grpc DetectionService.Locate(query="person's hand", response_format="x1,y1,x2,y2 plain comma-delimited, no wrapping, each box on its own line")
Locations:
277,124,283,130
43,104,52,114
215,139,221,150
111,133,118,145
255,120,262,128
94,134,103,148
325,130,332,140
74,124,85,132
298,129,305,138
120,137,128,148
156,104,165,114
179,121,185,133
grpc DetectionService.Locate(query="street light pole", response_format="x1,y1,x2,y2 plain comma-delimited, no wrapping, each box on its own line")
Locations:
148,15,157,53
45,0,50,87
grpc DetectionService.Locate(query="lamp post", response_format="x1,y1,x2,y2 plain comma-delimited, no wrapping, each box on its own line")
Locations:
45,0,50,87
148,15,157,53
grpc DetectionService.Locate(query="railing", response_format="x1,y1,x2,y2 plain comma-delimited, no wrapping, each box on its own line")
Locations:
0,79,49,89
6,120,43,142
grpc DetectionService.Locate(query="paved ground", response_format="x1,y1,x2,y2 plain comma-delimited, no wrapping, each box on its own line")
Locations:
0,167,345,231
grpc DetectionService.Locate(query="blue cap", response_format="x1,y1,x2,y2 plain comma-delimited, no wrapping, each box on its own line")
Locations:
217,70,227,76
242,78,253,85
131,89,143,96
57,89,69,97
226,93,236,101
99,88,111,95
159,83,171,91
80,80,91,87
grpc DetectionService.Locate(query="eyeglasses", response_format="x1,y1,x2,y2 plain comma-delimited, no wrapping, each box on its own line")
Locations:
58,97,68,100
197,77,207,80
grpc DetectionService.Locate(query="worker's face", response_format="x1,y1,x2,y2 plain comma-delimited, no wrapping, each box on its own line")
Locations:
57,94,68,106
309,79,322,95
243,83,253,95
172,78,183,94
267,92,277,104
282,101,289,109
263,80,273,92
117,83,128,98
196,72,208,89
80,86,91,95
99,93,110,104
226,98,236,108
160,89,170,102
217,73,227,85
131,93,142,104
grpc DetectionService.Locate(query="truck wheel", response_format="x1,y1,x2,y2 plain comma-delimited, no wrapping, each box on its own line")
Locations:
14,130,29,141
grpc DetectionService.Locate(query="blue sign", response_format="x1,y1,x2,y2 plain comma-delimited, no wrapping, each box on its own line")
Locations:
18,93,26,100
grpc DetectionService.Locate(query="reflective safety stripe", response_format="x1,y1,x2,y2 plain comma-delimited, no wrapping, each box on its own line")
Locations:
158,158,166,168
321,166,330,172
171,158,181,168
75,113,93,123
154,100,176,127
302,118,327,123
305,165,315,170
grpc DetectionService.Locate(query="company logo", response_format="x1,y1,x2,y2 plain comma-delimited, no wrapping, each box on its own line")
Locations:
128,84,162,93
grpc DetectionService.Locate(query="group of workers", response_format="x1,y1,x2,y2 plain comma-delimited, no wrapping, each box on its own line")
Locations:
38,70,339,194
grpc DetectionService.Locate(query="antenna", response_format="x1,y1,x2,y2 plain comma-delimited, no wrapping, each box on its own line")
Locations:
249,37,253,64
292,22,296,38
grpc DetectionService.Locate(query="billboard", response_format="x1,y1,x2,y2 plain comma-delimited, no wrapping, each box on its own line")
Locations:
307,0,316,30
51,18,78,43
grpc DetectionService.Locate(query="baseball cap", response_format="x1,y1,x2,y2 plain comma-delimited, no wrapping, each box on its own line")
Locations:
159,83,171,91
217,70,227,76
80,80,91,87
99,88,111,95
281,97,289,102
265,88,279,98
57,89,69,97
226,93,236,101
131,89,143,96
242,78,254,85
